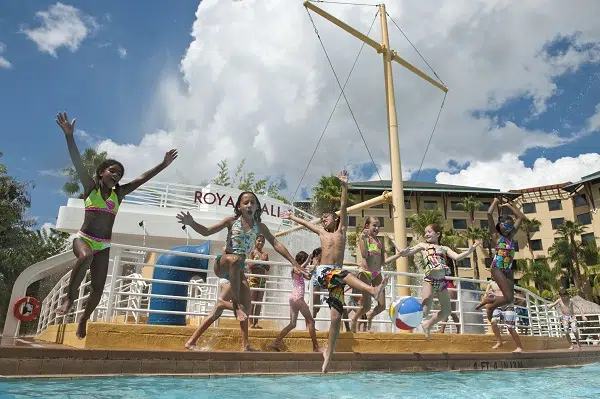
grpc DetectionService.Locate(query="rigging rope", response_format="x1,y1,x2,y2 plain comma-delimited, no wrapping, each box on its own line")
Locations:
309,0,378,7
288,8,381,207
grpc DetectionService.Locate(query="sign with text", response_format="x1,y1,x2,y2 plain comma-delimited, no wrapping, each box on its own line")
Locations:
194,190,286,218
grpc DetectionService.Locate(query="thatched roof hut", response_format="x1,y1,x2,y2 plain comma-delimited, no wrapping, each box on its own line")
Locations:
572,296,600,314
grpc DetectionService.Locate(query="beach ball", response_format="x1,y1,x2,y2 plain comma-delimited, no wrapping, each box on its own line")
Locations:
389,296,423,330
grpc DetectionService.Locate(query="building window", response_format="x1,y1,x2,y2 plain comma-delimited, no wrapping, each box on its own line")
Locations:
404,199,411,209
450,201,462,211
551,217,565,230
348,216,356,227
573,194,587,207
423,200,438,210
484,258,492,269
457,258,471,268
378,217,385,227
548,199,562,211
372,203,384,209
452,219,468,230
407,237,413,244
513,241,520,251
405,218,412,228
581,233,595,245
522,203,536,214
479,202,491,212
480,220,489,229
577,212,592,225
530,239,543,251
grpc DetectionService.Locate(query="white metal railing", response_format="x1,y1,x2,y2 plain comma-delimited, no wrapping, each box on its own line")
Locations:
36,243,600,341
119,180,316,222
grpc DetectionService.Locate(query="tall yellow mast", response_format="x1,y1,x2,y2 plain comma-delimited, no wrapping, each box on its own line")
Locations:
304,1,448,294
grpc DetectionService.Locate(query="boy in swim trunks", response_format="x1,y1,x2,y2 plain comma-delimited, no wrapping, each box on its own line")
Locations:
548,287,587,349
282,170,388,373
482,280,523,352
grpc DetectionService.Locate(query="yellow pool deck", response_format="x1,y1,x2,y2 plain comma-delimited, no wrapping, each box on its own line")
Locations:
1,322,598,378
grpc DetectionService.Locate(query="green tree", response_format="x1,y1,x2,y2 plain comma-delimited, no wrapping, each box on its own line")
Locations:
212,158,289,204
62,147,107,197
407,208,445,238
442,228,467,277
555,220,593,300
311,174,356,214
457,196,483,280
518,257,560,293
521,218,542,260
548,238,573,283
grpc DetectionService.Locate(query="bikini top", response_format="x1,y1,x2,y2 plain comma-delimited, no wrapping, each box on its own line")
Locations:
366,237,382,256
250,251,266,270
493,236,515,268
84,188,120,215
423,244,449,274
225,217,259,256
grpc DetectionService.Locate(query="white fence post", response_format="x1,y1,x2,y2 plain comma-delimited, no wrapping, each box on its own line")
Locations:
105,250,122,323
456,279,465,334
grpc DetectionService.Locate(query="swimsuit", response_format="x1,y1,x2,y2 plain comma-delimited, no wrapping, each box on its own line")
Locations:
290,271,305,304
248,251,267,289
422,244,450,292
315,264,349,314
491,236,515,275
561,314,578,333
219,217,259,281
358,237,382,282
74,188,120,253
492,305,516,330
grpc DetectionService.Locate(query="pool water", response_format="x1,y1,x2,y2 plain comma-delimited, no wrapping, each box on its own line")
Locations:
1,363,599,399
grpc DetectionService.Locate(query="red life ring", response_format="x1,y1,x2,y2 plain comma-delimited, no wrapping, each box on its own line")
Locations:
13,296,41,322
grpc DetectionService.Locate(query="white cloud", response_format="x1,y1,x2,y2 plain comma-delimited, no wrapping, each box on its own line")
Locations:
94,0,600,200
38,169,64,178
588,104,600,132
436,153,600,190
41,222,56,234
117,46,127,59
22,2,98,57
0,42,11,69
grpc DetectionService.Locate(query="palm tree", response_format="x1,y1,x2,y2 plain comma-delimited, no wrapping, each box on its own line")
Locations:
519,257,561,293
311,174,356,214
441,228,467,277
555,220,593,300
407,208,445,238
457,196,484,279
62,148,107,198
549,238,573,283
521,218,542,260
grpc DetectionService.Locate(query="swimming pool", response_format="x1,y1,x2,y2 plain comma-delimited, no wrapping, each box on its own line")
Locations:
1,363,599,399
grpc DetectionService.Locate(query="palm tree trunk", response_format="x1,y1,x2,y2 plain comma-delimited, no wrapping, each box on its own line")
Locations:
472,250,480,280
569,234,593,300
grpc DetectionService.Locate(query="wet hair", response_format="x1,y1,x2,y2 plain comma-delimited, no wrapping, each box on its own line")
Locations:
255,233,265,242
295,251,309,264
234,191,262,223
425,223,443,244
322,211,340,231
363,216,379,230
311,247,322,260
559,287,568,296
94,159,125,190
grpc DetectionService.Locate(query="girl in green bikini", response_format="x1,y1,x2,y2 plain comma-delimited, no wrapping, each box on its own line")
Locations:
55,112,178,339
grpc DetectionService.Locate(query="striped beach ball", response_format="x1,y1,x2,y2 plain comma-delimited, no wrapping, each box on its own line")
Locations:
389,296,423,330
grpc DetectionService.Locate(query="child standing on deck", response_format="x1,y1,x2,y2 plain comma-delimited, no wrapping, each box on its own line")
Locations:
247,234,269,329
548,287,587,350
397,224,480,340
481,280,523,352
177,191,305,350
282,170,388,373
351,221,403,332
272,251,321,352
55,112,178,339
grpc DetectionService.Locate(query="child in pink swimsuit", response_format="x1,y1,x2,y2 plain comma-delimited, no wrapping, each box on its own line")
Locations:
272,251,321,352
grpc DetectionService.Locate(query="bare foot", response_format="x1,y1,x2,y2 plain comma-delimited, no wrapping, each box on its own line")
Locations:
76,319,87,339
350,320,357,333
272,343,281,352
243,345,258,352
366,313,374,331
185,343,201,351
421,323,431,341
250,325,258,329
475,297,493,310
254,325,263,329
569,345,575,350
512,347,523,353
234,304,248,322
372,277,389,301
322,350,331,373
577,345,581,351
313,346,322,353
492,342,503,350
56,300,73,315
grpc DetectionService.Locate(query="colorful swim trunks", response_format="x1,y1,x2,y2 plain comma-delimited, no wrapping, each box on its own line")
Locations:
561,314,578,333
315,265,349,314
491,306,516,330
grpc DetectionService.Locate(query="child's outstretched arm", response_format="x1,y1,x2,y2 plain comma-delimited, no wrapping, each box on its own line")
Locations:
382,234,403,264
281,210,323,235
118,150,178,197
546,299,560,309
446,241,481,261
176,212,232,236
259,224,309,277
56,112,94,193
397,242,426,257
337,170,349,234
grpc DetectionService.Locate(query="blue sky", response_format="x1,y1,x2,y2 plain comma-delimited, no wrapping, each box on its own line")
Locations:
1,1,599,229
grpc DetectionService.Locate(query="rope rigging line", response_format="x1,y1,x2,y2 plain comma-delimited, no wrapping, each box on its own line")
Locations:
308,0,379,7
288,8,381,210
